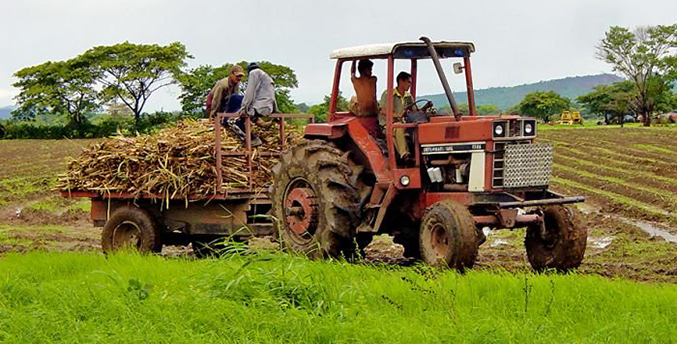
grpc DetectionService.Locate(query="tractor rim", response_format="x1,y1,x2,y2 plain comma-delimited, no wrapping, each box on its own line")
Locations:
112,220,142,249
430,223,450,258
283,179,319,240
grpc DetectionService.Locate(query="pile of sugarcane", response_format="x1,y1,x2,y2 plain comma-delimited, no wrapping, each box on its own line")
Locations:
58,119,303,199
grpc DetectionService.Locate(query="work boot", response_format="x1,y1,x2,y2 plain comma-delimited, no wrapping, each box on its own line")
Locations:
254,117,273,129
251,137,263,148
227,118,247,141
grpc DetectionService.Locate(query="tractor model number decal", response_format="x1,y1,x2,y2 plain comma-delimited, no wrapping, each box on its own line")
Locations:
422,143,486,155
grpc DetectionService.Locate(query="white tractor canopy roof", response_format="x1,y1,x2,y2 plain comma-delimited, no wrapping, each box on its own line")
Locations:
330,41,476,60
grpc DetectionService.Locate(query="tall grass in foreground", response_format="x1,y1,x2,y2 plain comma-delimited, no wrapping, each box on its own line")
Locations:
0,252,675,344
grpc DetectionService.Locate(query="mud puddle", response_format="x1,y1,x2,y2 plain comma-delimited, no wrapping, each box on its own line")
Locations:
588,236,613,249
576,203,677,243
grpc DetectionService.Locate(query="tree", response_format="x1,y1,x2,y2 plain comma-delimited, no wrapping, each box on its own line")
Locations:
517,91,571,122
477,104,500,116
176,61,299,115
82,42,191,125
308,93,349,123
295,103,310,113
453,104,500,116
12,58,99,129
597,24,677,126
175,64,231,114
577,82,633,125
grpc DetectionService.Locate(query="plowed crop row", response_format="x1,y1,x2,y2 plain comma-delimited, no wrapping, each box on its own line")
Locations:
540,127,677,232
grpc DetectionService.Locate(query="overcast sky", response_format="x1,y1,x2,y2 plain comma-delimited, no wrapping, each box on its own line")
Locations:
1,0,676,111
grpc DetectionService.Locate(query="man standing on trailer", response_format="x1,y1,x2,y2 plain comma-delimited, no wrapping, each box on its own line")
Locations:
228,62,276,147
209,65,245,120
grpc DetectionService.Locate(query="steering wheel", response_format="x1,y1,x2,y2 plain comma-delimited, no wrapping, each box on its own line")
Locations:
405,99,432,113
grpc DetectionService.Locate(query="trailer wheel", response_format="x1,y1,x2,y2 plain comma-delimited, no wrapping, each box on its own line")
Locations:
525,205,587,271
102,206,162,254
271,140,365,259
419,201,478,269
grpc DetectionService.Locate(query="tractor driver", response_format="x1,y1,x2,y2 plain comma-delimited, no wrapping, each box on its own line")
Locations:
378,71,432,161
349,59,379,117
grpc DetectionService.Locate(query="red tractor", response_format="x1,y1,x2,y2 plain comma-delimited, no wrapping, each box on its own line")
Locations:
271,37,587,270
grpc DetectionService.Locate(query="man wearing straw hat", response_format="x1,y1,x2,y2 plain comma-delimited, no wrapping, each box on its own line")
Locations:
208,65,245,120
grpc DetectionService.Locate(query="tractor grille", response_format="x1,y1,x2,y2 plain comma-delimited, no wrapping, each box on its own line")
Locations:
493,142,553,188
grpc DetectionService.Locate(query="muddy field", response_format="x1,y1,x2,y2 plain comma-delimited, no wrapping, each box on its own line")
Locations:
0,126,676,282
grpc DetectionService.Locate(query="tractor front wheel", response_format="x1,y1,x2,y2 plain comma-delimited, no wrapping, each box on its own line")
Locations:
525,205,587,271
419,201,478,269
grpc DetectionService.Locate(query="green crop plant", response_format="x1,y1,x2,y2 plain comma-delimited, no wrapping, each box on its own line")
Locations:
0,252,674,343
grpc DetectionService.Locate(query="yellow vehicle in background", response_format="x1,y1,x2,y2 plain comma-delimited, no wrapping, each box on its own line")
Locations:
558,111,583,125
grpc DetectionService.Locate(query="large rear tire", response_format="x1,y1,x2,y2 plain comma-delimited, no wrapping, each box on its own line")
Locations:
271,140,365,259
102,206,162,254
419,201,478,269
525,205,587,271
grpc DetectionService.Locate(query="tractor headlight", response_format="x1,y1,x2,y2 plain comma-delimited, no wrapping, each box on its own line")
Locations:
493,123,505,137
524,123,533,135
400,175,410,186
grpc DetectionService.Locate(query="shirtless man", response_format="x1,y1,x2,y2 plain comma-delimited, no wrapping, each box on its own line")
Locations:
349,59,378,117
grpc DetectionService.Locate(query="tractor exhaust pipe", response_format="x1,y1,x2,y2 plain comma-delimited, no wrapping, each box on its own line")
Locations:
420,36,460,117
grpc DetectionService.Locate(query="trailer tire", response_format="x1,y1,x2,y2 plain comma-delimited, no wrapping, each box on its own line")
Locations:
102,206,162,254
271,140,365,259
525,205,587,271
419,201,478,269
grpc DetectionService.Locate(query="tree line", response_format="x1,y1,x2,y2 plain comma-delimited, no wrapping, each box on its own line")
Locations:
2,23,675,139
5,42,299,138
514,24,677,125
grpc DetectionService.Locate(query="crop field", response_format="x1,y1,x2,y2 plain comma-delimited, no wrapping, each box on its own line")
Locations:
0,139,99,254
475,125,677,282
0,126,676,342
1,127,676,281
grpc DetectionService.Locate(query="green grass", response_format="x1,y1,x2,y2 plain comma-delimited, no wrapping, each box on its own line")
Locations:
69,198,90,213
633,143,677,155
0,224,70,235
0,252,675,344
0,232,32,247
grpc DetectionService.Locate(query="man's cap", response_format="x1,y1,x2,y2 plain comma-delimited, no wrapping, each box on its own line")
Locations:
247,62,260,73
231,65,245,77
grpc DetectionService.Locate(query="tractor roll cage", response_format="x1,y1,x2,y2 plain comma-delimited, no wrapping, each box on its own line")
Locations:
327,40,478,173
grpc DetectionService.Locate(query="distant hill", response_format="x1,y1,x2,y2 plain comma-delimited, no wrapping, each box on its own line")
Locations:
0,106,15,119
422,74,624,110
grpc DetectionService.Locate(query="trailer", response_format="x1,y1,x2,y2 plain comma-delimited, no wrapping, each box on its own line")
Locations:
61,113,314,256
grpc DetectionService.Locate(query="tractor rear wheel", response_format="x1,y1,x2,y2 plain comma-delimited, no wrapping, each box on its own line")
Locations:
102,206,162,254
525,205,587,271
271,140,365,259
419,201,478,269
